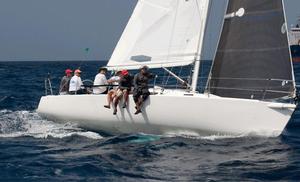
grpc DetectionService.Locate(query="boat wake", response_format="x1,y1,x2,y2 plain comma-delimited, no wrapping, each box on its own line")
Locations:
0,110,103,139
163,130,279,141
0,110,279,141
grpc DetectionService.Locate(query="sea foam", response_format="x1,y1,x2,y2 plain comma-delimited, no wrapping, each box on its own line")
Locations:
0,110,102,139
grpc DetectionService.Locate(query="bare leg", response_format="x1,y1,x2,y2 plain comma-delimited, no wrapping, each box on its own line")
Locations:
122,90,129,108
113,95,121,115
104,91,114,109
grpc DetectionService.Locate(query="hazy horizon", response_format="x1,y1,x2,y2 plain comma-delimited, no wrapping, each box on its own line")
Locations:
0,0,299,62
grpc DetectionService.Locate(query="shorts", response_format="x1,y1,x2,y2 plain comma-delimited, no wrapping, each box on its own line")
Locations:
133,88,150,103
116,89,124,97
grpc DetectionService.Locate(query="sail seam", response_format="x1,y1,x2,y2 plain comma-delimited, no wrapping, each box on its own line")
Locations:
210,77,293,81
218,46,288,53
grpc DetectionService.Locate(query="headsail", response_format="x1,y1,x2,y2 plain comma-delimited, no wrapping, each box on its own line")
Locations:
207,0,295,100
107,0,210,70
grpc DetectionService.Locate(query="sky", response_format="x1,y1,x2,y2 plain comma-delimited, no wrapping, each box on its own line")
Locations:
0,0,299,61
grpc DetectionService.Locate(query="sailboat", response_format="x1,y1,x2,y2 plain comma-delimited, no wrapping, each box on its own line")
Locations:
37,0,297,136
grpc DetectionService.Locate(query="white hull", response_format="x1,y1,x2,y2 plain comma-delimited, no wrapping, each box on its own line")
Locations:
37,91,296,137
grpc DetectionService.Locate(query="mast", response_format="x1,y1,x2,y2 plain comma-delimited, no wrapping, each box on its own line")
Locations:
191,0,210,92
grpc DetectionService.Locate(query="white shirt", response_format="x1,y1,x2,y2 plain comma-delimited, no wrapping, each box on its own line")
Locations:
93,73,108,94
69,75,83,92
110,76,120,89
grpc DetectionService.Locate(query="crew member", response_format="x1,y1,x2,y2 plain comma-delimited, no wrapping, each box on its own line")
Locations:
59,69,73,95
93,67,109,94
133,66,155,115
112,70,133,115
69,69,85,94
104,70,122,109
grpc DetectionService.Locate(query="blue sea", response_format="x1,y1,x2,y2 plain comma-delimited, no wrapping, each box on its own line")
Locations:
1,61,300,181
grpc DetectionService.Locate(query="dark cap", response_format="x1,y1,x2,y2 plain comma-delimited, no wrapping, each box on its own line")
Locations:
99,67,108,72
140,65,149,71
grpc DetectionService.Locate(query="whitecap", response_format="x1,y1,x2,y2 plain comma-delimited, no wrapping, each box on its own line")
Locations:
198,134,247,141
163,130,277,141
0,110,103,140
164,130,202,139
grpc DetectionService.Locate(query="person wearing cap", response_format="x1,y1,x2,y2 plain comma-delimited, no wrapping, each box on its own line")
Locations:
104,70,122,109
111,70,133,115
69,69,85,94
93,67,110,94
59,69,73,95
133,66,155,115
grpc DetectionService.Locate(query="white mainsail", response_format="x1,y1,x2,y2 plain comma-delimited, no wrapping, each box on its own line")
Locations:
107,0,210,70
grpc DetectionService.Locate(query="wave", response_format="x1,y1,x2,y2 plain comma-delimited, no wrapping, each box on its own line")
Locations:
0,110,102,139
0,96,8,103
163,130,279,141
0,109,281,142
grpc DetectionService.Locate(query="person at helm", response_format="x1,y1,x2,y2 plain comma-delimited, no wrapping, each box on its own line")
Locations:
69,69,85,94
59,69,73,95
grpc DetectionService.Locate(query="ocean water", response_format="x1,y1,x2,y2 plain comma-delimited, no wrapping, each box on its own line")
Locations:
1,61,300,181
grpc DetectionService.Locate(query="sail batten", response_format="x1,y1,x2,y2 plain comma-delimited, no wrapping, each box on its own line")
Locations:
107,0,210,70
218,46,287,53
207,0,295,100
107,60,195,71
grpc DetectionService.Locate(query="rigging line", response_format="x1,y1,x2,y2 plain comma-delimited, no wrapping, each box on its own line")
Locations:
198,60,204,91
161,67,167,85
77,48,90,70
165,67,175,87
163,67,189,87
176,66,184,89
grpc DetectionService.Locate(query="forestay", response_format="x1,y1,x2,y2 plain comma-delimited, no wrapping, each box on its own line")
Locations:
107,0,210,70
208,0,295,100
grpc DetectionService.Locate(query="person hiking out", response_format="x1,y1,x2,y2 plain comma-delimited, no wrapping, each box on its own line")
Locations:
112,70,133,115
133,66,155,115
